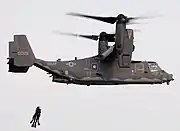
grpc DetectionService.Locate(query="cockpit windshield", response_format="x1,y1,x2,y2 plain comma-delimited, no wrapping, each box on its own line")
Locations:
148,62,161,72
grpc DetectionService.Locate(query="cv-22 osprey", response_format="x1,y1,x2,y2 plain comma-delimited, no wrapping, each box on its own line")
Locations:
7,13,174,86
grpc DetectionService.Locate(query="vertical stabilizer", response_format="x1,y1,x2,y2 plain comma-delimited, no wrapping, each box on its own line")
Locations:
7,35,36,73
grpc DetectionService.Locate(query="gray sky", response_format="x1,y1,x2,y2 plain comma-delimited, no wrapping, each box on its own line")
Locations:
0,0,179,131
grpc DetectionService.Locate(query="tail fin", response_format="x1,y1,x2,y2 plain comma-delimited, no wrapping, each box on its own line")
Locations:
7,35,35,73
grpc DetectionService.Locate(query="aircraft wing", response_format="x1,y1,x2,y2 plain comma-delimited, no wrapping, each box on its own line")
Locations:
99,45,115,60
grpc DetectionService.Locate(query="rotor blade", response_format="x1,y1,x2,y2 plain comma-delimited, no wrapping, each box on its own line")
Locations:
52,31,99,41
67,12,163,25
127,21,148,25
66,12,117,24
128,14,164,21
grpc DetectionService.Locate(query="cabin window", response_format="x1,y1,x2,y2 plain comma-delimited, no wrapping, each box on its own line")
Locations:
91,63,98,70
135,63,144,73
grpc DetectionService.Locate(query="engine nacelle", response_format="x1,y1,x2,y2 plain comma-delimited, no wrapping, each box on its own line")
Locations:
98,41,108,55
99,46,114,60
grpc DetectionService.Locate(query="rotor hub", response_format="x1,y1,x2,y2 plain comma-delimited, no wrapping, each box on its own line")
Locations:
117,14,128,23
100,32,107,36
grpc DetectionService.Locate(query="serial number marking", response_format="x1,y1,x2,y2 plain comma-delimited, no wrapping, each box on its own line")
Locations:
47,62,57,66
17,51,29,56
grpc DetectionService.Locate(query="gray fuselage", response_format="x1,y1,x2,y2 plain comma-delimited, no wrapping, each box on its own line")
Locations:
34,56,173,86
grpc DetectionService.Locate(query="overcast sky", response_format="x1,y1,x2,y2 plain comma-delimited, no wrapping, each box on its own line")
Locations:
0,0,179,131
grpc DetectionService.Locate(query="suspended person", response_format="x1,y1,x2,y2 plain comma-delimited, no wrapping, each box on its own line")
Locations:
30,106,41,128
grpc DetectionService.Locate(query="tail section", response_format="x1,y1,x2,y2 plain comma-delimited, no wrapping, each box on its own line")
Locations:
7,35,35,73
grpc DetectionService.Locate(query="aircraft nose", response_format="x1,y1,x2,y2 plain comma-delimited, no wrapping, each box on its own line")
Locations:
168,74,174,81
162,73,174,85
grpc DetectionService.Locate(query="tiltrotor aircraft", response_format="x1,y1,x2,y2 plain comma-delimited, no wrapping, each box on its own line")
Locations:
7,13,174,86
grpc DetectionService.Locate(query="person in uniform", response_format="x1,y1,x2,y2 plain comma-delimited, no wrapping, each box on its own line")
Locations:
30,106,41,128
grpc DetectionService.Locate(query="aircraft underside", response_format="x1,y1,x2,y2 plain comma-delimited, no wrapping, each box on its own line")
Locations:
52,76,170,86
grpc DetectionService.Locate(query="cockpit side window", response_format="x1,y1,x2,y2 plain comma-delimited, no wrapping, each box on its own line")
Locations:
148,63,160,72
